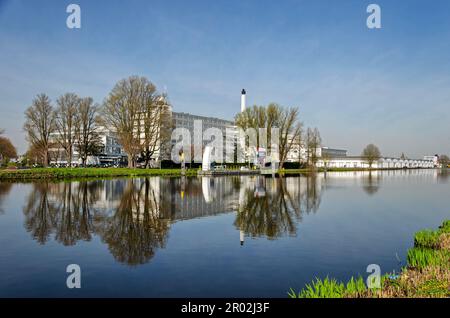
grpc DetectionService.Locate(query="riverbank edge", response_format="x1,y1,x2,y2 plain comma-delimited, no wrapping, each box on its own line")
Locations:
0,167,435,180
0,168,198,180
288,220,450,298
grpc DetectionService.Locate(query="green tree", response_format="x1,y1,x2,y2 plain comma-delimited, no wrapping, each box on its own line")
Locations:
235,103,302,169
438,154,449,168
0,136,17,164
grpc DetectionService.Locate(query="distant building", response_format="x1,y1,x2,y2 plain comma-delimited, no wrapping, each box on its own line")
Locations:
423,155,439,167
96,128,127,165
316,156,434,169
49,127,126,166
171,112,237,163
320,147,347,158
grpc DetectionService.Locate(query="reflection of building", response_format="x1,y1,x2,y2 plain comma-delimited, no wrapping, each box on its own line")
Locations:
22,175,325,263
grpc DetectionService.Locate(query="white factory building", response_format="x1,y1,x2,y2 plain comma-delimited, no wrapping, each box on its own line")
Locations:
315,155,436,169
49,89,438,169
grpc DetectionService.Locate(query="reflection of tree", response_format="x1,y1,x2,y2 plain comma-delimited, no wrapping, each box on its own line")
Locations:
362,172,380,195
234,178,302,239
437,169,449,183
96,178,170,266
23,181,101,245
304,174,321,213
52,182,99,245
23,182,57,244
0,182,13,214
22,178,170,266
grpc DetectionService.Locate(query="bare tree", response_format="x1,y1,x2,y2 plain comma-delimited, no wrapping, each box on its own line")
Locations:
102,76,165,168
141,94,172,168
55,93,79,167
320,151,331,169
306,127,321,167
277,106,302,169
362,144,381,168
235,103,302,169
75,97,102,167
23,94,56,167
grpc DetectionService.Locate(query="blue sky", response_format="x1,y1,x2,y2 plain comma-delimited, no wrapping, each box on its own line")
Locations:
1,0,450,157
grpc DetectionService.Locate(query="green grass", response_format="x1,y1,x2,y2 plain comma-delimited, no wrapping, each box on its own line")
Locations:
414,230,441,249
406,248,449,270
0,167,199,180
289,220,450,298
414,221,450,249
0,166,435,180
439,220,450,233
288,276,369,298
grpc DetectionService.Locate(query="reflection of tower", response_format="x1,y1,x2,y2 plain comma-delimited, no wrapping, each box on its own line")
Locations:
241,89,246,113
180,176,186,199
238,176,250,246
254,176,266,198
201,177,215,203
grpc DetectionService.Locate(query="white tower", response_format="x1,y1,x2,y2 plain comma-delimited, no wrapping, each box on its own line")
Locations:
241,89,246,113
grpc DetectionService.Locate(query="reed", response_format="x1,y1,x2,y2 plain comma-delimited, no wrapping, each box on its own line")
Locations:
289,220,450,298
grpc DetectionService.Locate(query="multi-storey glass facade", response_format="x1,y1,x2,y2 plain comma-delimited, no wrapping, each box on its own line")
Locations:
171,112,237,163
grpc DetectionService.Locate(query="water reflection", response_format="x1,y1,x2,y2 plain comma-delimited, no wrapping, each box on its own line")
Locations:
94,179,170,265
234,176,323,242
7,169,441,266
362,172,380,195
0,182,12,214
235,178,301,240
19,175,324,264
23,182,57,244
23,182,99,245
437,169,450,183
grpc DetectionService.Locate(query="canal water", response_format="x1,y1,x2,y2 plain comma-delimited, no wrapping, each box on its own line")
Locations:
0,170,449,297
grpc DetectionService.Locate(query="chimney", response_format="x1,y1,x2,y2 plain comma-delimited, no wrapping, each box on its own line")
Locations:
241,89,246,113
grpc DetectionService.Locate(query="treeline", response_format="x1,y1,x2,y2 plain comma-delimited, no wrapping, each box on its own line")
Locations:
24,93,101,167
235,104,322,168
0,129,18,167
22,75,171,168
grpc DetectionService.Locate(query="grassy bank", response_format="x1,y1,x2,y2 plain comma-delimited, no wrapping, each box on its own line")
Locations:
0,166,434,180
288,220,450,298
0,167,199,180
